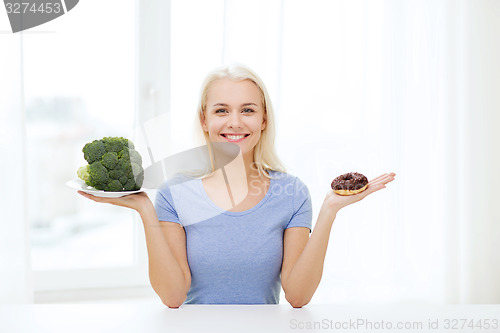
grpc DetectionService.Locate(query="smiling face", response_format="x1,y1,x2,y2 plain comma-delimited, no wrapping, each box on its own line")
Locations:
201,78,267,159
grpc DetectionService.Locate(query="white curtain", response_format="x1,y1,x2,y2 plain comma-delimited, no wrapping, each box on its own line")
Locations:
453,0,500,303
0,35,33,303
170,0,500,304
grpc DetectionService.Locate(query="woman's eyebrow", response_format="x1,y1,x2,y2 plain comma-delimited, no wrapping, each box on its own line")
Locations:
212,103,258,107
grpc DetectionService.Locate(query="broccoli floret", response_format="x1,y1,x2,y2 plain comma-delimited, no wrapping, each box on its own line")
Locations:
101,152,119,169
105,180,124,192
108,168,125,180
129,149,142,165
119,175,129,185
77,165,89,182
83,140,106,164
88,161,109,187
102,137,129,153
116,158,132,175
77,137,144,191
118,148,142,165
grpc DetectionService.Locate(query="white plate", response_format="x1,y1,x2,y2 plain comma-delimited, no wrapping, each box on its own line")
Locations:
66,179,143,198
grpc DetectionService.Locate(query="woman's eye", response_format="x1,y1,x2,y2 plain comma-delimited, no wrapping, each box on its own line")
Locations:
215,109,227,114
242,108,254,113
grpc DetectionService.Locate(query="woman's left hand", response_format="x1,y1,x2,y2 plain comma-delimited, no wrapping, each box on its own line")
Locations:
322,172,396,215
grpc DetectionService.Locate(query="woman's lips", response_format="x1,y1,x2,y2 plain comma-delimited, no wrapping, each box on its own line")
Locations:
221,134,250,142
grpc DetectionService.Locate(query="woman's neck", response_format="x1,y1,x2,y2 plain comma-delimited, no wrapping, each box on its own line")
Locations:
209,150,265,185
203,150,269,211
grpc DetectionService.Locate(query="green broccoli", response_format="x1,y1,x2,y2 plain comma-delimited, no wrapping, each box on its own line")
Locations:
77,137,144,191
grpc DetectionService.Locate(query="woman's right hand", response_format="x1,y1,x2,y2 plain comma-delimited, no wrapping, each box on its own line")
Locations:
77,191,153,214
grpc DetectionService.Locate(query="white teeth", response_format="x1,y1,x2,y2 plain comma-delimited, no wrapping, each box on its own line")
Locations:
225,135,246,140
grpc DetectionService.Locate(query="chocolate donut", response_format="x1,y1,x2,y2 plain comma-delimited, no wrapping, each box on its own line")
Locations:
331,172,368,196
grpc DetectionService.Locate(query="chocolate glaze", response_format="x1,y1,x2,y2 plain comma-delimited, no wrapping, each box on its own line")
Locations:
331,172,368,191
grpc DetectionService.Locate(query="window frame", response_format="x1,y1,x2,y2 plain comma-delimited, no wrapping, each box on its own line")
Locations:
33,0,171,298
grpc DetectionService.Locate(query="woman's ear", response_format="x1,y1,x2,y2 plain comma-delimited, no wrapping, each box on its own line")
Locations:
199,111,208,132
261,114,267,130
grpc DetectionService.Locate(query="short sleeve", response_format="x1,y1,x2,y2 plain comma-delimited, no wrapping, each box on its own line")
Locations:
154,182,181,224
285,177,313,232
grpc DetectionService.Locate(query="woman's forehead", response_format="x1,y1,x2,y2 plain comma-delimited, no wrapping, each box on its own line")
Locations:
206,78,263,105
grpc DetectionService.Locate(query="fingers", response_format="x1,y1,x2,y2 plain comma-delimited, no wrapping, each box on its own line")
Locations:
76,191,143,211
366,183,386,195
368,172,396,187
77,190,92,199
368,172,394,184
78,191,96,201
77,190,110,204
364,172,396,195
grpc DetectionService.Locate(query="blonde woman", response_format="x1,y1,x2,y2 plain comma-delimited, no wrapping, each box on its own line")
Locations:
79,64,395,308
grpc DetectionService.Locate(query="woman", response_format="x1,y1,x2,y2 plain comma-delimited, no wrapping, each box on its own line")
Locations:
79,64,396,308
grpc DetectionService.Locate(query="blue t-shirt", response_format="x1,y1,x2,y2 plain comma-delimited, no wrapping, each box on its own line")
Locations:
154,169,313,304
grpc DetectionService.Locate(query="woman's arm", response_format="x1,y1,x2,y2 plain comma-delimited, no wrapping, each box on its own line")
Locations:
281,173,395,308
78,191,191,308
280,210,335,308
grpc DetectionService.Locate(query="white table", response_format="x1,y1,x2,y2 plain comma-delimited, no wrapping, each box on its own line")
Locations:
1,303,500,333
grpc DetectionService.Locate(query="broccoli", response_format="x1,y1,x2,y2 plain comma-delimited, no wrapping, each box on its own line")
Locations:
77,137,144,191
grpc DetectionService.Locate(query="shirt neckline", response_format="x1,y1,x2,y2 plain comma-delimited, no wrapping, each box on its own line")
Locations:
197,170,277,217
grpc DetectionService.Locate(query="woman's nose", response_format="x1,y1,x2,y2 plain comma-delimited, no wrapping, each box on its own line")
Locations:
227,111,242,128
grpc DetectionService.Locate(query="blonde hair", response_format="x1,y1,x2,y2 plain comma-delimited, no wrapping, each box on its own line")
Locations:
196,64,287,179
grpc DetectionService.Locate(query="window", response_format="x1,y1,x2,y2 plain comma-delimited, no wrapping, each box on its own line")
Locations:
26,1,136,273
26,0,171,294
